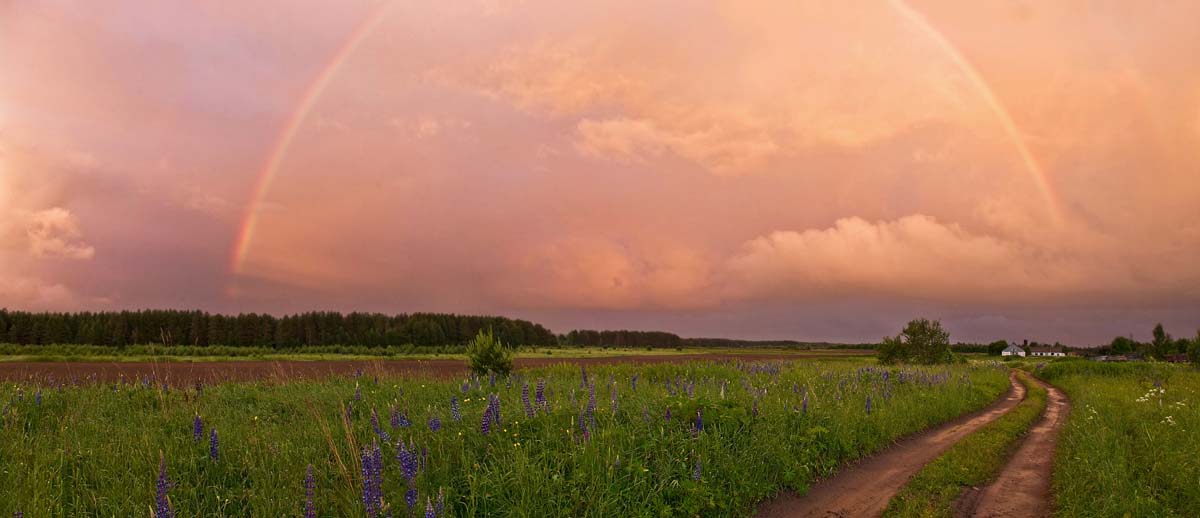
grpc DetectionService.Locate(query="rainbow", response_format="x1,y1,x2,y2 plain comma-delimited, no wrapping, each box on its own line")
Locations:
888,0,1065,226
230,1,394,275
231,0,1067,277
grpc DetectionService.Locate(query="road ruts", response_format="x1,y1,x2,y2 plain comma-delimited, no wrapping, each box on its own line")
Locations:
756,372,1027,518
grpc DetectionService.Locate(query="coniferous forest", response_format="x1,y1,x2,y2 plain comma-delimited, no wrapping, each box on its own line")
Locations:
0,309,557,348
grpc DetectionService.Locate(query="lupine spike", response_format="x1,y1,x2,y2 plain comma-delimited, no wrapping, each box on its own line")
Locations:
155,455,173,518
693,455,702,482
304,464,316,518
209,428,219,461
450,397,461,422
192,415,203,442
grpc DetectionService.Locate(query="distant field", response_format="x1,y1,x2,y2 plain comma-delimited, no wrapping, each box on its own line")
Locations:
0,359,1006,516
0,343,873,363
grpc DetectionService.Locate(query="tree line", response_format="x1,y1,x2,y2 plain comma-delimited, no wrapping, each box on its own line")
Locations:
0,309,557,348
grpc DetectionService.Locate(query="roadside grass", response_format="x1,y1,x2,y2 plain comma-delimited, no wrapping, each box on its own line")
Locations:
0,344,871,363
882,371,1048,518
0,360,1006,517
1037,361,1200,517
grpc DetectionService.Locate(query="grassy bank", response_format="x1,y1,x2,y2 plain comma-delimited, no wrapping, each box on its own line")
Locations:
882,371,1048,518
0,360,1005,516
1037,361,1200,517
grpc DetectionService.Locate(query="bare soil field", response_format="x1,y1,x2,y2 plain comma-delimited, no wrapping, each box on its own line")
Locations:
0,351,867,384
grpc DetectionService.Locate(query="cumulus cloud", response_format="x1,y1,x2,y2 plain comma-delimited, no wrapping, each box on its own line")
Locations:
26,207,95,260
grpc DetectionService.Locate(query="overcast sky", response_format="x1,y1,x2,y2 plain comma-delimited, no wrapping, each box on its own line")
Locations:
2,0,1198,344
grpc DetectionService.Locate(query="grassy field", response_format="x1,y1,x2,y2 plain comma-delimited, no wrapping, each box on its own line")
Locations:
1037,361,1200,517
0,358,1006,516
883,371,1047,518
0,344,870,363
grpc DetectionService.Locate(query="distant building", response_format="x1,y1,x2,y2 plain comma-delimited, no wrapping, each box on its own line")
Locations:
1002,344,1027,357
1030,346,1066,357
1165,354,1191,364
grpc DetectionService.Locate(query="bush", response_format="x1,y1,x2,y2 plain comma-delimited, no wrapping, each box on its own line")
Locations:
878,318,954,365
467,329,513,376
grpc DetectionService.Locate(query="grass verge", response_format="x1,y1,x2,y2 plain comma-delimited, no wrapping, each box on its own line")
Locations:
1038,361,1200,517
882,371,1048,518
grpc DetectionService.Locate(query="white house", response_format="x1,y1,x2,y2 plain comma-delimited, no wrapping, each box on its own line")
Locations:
1030,346,1066,357
1001,344,1026,357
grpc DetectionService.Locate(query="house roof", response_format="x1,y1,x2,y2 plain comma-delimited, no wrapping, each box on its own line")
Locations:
1002,344,1024,352
1030,346,1065,353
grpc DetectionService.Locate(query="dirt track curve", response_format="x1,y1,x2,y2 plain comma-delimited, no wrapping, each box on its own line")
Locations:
955,377,1070,518
756,372,1026,518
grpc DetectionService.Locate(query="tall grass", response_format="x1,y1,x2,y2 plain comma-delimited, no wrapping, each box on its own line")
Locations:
0,359,1008,516
1038,362,1200,517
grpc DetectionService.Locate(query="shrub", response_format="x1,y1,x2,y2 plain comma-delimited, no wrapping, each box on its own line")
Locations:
467,329,513,376
878,318,954,365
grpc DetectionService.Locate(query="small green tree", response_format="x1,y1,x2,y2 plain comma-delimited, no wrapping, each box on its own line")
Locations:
1152,323,1173,360
878,318,954,365
468,328,513,376
1110,335,1135,355
986,340,1009,356
1189,330,1200,366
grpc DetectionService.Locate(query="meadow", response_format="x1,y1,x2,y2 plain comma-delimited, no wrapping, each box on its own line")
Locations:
1037,361,1200,517
0,359,1008,517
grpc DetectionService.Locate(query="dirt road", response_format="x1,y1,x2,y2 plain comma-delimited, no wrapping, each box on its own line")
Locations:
955,378,1070,518
756,373,1026,518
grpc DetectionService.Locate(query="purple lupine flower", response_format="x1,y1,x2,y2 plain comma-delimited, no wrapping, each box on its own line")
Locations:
193,415,203,442
436,488,445,518
405,488,418,515
425,498,436,518
866,395,872,415
155,456,173,518
304,464,316,518
693,455,702,482
481,406,492,435
209,427,219,461
372,408,391,442
450,397,461,422
521,383,534,418
396,440,415,482
428,416,441,432
802,392,808,414
535,379,547,410
693,409,703,433
461,380,470,394
361,447,377,517
372,442,384,493
577,412,590,442
631,374,638,391
35,389,41,406
665,407,672,421
395,409,411,428
355,385,362,401
14,512,23,518
488,394,501,425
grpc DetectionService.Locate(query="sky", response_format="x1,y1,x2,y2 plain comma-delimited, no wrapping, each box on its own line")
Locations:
2,0,1198,345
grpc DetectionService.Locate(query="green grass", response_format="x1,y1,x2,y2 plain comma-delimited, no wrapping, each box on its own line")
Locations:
883,371,1048,518
0,359,1007,517
1037,361,1200,517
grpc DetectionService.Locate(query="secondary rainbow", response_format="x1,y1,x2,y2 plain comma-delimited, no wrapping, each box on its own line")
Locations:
230,1,394,275
888,0,1065,226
